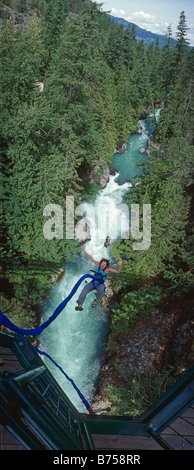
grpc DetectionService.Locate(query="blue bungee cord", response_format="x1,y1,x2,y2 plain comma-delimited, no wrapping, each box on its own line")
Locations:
0,273,99,336
34,346,93,413
0,272,104,413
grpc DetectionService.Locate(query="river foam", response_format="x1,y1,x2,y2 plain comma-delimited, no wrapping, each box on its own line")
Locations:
39,110,161,412
39,174,130,411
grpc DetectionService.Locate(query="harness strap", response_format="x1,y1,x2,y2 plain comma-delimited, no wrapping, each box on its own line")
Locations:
88,271,104,288
93,266,106,285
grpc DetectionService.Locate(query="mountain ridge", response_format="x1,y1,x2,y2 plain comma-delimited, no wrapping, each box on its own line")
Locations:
109,14,177,48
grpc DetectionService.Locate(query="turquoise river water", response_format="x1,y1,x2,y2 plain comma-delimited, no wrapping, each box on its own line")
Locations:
39,109,161,412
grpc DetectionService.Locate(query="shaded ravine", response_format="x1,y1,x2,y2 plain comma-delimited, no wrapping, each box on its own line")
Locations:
39,110,161,412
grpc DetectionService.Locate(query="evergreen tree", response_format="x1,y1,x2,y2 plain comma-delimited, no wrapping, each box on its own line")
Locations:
44,4,118,165
147,41,163,104
1,2,193,328
157,47,194,142
42,0,67,54
176,11,190,59
160,24,177,93
127,42,153,111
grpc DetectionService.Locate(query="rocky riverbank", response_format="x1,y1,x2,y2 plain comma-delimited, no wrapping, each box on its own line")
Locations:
92,292,194,411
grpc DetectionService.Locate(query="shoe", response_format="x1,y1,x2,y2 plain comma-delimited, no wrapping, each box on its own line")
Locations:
75,305,83,311
92,299,98,308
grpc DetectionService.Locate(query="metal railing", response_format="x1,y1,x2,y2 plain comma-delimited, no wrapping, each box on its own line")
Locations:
1,330,193,450
85,364,194,450
0,331,95,450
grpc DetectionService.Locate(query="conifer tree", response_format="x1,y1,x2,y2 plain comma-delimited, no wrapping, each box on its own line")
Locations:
1,2,193,317
176,11,190,59
160,24,177,92
42,0,67,54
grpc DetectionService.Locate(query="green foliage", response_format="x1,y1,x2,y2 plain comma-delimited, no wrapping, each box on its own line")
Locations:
1,1,193,315
157,54,194,142
82,182,101,202
106,367,179,416
0,295,36,330
176,11,190,57
109,9,193,336
1,14,45,114
0,5,192,421
111,137,193,294
42,0,67,53
111,286,162,332
106,340,118,353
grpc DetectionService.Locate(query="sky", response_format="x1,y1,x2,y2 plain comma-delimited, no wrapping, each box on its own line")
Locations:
94,0,194,46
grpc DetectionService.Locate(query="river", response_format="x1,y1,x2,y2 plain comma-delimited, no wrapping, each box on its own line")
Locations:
39,109,161,412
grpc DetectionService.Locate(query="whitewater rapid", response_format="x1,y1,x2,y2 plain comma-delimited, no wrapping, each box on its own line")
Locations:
39,110,161,412
39,175,131,412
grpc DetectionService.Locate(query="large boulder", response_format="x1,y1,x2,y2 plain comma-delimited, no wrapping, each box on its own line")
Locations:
100,278,115,308
91,165,110,189
147,134,156,148
104,236,111,247
114,143,127,154
139,147,146,154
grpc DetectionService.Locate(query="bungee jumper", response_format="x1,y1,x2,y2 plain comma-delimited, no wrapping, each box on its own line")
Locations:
0,249,122,412
75,245,122,311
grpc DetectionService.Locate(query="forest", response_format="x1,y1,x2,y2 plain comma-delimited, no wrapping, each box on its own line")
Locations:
0,1,193,413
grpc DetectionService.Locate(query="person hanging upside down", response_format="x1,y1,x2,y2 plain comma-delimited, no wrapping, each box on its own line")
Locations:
75,245,122,311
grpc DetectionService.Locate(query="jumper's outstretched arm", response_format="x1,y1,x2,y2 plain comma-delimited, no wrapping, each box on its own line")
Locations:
108,259,122,273
81,245,99,266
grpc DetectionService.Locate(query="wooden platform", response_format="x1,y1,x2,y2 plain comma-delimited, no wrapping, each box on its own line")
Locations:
1,344,193,451
0,346,25,374
1,427,26,451
92,406,194,450
1,409,193,451
92,434,162,450
1,346,26,450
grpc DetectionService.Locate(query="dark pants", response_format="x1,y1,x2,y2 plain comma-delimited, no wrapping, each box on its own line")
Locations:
77,281,105,306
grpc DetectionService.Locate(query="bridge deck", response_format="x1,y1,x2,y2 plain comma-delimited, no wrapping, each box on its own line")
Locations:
1,336,193,451
92,406,194,450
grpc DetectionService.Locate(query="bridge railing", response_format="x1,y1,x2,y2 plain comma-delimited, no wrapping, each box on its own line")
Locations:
1,330,193,450
0,331,95,450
